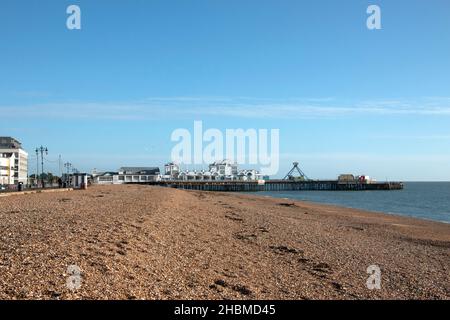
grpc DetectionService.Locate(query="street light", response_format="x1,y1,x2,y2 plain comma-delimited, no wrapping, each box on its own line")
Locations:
36,146,48,188
64,162,72,186
64,162,72,174
35,148,39,187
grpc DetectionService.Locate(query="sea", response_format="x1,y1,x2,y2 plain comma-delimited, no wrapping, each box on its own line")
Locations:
252,182,450,224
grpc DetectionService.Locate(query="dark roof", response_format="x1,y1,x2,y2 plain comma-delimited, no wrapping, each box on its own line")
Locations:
0,137,22,149
119,167,160,175
96,172,118,176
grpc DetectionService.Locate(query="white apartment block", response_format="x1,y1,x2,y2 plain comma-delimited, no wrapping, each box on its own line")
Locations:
0,152,15,185
0,137,28,185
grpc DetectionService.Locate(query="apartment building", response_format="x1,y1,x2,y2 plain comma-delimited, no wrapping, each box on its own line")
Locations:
0,152,15,185
0,137,28,185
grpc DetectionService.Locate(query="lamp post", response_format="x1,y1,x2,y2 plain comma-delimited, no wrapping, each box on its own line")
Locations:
35,148,39,187
36,146,48,188
64,162,72,186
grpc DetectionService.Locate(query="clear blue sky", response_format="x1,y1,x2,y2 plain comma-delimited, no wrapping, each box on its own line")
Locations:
1,0,449,180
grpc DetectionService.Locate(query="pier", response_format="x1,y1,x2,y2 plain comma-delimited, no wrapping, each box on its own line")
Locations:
145,180,404,192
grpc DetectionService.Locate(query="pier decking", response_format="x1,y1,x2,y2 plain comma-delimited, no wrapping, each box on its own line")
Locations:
144,180,404,192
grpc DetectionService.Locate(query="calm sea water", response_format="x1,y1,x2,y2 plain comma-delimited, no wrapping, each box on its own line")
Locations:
253,182,450,223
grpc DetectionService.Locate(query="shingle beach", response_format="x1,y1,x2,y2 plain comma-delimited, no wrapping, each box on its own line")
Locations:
0,185,449,300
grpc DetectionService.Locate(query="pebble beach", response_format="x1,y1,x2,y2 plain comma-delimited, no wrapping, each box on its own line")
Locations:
0,185,449,300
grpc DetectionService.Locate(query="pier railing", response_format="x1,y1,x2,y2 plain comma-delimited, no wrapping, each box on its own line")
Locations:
141,180,404,192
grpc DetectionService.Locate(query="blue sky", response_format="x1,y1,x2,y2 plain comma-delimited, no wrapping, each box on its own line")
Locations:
1,0,449,180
